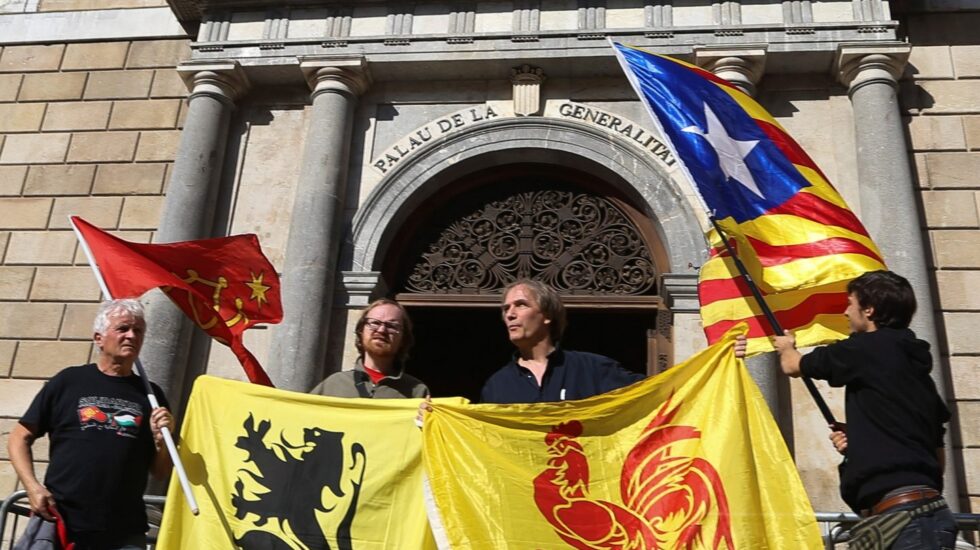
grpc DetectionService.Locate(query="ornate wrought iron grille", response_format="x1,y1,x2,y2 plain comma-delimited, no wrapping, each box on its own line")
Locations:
405,190,657,294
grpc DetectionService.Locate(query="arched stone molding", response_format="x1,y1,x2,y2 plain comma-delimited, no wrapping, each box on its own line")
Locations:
348,117,706,285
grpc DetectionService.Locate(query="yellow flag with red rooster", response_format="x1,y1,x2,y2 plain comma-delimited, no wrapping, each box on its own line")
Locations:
422,327,822,549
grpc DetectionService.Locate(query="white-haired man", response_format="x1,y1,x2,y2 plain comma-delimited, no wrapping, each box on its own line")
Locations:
8,299,173,549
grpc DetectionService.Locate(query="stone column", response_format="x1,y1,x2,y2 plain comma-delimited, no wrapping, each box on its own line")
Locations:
694,46,767,96
691,49,793,446
140,61,249,405
837,44,958,510
266,56,371,392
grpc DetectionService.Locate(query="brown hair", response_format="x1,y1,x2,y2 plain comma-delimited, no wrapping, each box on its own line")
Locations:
501,279,566,343
354,299,415,362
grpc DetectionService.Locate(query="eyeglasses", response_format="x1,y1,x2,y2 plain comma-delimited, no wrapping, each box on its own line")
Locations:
364,318,402,334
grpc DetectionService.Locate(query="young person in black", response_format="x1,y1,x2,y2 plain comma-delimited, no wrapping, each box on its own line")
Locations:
773,270,956,549
8,299,174,549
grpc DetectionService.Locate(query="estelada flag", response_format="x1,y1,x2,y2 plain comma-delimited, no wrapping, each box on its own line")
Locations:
422,327,822,549
70,216,281,386
157,376,463,549
611,43,887,355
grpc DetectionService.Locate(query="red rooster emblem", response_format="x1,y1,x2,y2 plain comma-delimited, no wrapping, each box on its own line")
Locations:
533,394,733,549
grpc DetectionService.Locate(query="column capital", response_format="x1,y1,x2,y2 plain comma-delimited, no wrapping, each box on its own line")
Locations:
298,55,372,98
694,45,767,97
177,60,250,103
835,43,910,93
660,272,700,313
339,271,384,307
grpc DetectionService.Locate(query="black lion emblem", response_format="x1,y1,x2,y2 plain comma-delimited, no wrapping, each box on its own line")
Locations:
231,414,366,550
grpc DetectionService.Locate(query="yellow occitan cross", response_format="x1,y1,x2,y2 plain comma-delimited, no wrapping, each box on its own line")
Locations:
246,271,271,309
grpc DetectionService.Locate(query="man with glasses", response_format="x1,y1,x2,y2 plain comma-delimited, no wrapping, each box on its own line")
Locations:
311,299,429,398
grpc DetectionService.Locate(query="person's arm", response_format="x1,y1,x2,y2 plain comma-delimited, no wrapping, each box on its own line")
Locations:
772,330,803,377
829,424,848,455
149,407,174,480
8,422,56,520
734,335,747,358
937,447,945,475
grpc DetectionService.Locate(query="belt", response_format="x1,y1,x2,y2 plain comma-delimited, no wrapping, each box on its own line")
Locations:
870,488,940,516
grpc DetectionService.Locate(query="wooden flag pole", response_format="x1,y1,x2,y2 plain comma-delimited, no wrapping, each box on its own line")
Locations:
708,216,840,427
71,218,200,516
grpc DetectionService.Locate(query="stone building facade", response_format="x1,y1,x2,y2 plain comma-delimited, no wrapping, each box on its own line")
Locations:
0,0,977,543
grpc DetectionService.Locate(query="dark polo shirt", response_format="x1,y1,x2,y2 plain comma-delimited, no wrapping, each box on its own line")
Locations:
480,348,644,404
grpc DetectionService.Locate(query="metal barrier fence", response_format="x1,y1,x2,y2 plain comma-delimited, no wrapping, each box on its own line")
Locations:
0,490,164,549
3,489,979,549
815,511,980,549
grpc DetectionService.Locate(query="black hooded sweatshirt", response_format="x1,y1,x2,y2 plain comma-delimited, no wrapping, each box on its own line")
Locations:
800,327,950,512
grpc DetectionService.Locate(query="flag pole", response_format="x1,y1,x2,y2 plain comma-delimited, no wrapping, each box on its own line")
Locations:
70,219,200,516
708,216,840,427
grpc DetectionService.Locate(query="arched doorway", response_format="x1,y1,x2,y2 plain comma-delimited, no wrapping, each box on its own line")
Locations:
385,163,672,401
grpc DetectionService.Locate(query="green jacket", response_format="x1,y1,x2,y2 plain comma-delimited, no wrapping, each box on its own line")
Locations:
310,358,428,399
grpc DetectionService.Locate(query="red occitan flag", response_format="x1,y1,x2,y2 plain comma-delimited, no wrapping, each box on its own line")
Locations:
71,216,281,386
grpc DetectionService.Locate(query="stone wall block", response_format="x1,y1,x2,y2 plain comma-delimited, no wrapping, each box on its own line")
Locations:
0,133,70,164
0,74,22,101
916,81,980,114
0,267,34,300
951,45,980,78
18,72,86,101
83,70,153,100
24,164,96,196
0,379,45,417
0,165,27,195
109,99,180,129
0,303,63,339
49,196,123,229
0,341,15,377
932,230,980,268
93,163,166,195
923,153,980,188
906,115,965,151
936,270,980,310
0,198,52,229
4,231,76,264
0,231,8,258
964,449,980,499
0,103,45,132
134,130,180,161
922,190,979,228
37,0,169,9
906,46,953,80
126,39,190,68
61,303,100,339
30,266,102,301
950,357,980,399
0,45,64,73
149,69,187,98
61,42,130,71
119,196,163,229
42,101,111,131
965,116,980,150
13,342,92,378
957,401,980,447
943,312,980,354
66,131,139,162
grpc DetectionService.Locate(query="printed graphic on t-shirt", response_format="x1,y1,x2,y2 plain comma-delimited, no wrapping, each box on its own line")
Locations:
77,396,143,438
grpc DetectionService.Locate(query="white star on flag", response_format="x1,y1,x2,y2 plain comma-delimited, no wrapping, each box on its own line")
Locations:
683,103,764,198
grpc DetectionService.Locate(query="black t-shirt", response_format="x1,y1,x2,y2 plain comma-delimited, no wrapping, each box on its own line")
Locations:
480,348,644,403
20,364,169,537
800,328,949,511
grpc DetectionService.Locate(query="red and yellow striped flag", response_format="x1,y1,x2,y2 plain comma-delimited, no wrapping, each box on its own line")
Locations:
612,44,886,354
